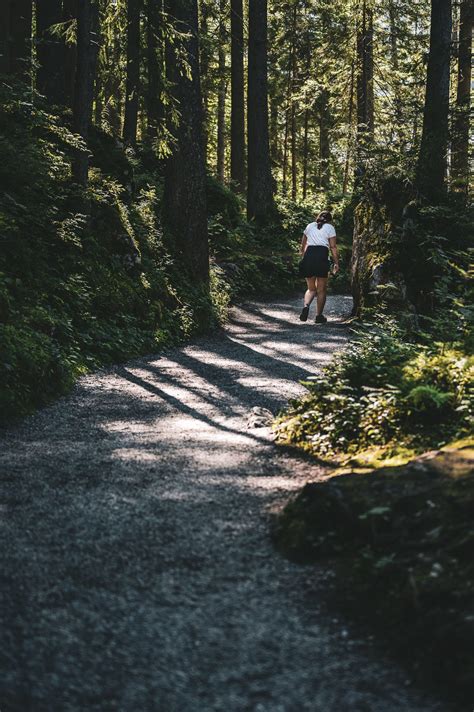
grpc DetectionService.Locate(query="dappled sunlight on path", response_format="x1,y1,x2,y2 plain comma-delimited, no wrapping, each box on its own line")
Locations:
0,295,448,711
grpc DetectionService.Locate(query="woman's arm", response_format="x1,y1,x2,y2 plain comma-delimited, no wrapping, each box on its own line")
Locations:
300,233,307,256
329,236,339,273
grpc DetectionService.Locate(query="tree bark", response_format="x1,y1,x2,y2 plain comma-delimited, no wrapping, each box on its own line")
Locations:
36,0,64,104
451,0,472,197
356,0,374,175
302,107,309,200
146,0,163,139
388,0,404,149
123,0,141,145
290,3,298,201
343,59,355,194
230,0,245,191
216,0,226,182
72,0,92,185
416,0,452,202
247,0,275,223
163,0,209,283
319,90,330,191
199,0,212,165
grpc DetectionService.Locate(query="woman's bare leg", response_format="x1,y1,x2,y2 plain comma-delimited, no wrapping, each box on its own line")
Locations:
316,277,328,315
304,277,317,307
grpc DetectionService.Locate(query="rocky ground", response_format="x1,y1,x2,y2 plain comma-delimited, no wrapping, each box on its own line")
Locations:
0,296,453,711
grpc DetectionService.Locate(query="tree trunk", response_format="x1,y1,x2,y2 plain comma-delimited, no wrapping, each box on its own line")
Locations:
9,0,32,80
123,0,141,145
388,0,404,149
356,0,374,175
343,59,355,194
146,0,163,139
319,90,330,191
247,0,275,223
72,0,92,185
451,0,472,197
302,107,309,200
199,0,211,165
282,110,289,195
89,1,101,120
416,0,452,202
0,2,11,75
216,0,226,182
230,0,245,191
36,0,64,104
163,0,209,283
290,3,298,201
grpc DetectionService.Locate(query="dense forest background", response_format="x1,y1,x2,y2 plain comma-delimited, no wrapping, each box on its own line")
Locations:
0,0,472,425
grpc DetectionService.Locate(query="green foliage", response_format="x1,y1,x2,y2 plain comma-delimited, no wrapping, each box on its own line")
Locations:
275,319,473,459
0,86,234,423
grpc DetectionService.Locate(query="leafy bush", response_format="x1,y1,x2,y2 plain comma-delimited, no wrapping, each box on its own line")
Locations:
275,319,473,459
0,85,233,423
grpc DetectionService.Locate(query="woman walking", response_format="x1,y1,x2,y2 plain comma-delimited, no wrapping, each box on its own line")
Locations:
298,210,339,324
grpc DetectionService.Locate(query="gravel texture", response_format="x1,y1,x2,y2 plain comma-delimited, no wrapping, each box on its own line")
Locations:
0,296,451,711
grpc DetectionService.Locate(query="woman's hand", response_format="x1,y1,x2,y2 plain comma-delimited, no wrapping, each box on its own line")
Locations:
332,263,340,274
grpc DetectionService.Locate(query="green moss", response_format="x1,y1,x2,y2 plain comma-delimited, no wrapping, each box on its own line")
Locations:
273,442,474,700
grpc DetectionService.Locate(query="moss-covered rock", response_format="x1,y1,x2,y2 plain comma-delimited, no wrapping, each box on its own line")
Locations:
273,440,474,701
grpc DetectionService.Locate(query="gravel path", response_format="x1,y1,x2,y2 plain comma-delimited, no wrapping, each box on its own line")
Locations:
0,296,451,711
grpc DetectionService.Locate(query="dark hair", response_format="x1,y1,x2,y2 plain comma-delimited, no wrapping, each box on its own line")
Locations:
316,210,333,230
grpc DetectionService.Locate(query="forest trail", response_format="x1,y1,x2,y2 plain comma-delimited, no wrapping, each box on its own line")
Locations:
1,296,448,712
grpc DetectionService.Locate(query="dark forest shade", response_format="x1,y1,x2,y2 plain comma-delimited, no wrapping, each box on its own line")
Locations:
247,0,275,223
163,0,209,283
36,0,64,104
4,0,32,79
230,0,245,192
451,0,473,197
146,0,163,139
63,0,78,107
416,0,452,202
72,0,92,185
123,0,141,145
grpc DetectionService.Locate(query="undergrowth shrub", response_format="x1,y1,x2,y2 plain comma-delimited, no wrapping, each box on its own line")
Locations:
0,87,234,422
275,318,473,459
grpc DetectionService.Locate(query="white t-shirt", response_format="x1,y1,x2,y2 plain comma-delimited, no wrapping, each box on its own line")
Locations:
304,222,336,247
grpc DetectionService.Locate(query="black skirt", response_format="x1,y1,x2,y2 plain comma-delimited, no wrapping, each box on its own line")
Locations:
298,245,330,278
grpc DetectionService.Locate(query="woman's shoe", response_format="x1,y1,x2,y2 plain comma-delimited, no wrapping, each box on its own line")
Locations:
299,306,310,322
315,314,327,324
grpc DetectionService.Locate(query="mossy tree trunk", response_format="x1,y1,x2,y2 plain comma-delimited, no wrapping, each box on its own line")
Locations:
247,0,275,223
163,0,209,284
416,0,452,203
